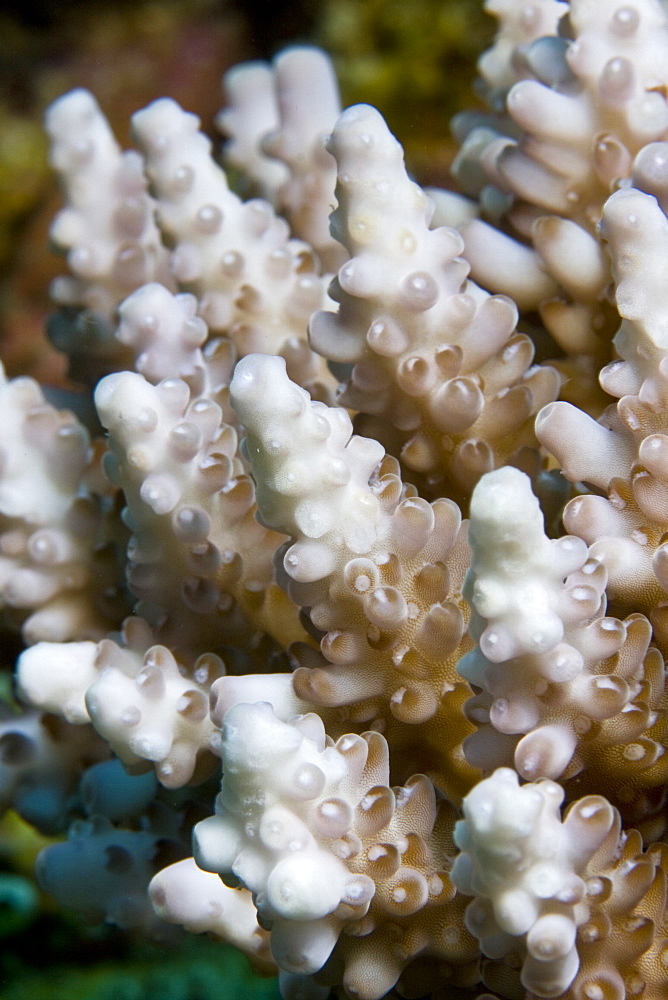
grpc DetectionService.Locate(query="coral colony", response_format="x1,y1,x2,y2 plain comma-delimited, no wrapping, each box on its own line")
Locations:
3,2,668,998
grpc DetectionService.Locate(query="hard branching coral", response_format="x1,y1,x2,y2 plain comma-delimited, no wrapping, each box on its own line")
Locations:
459,466,668,835
17,616,223,787
229,352,478,802
309,102,560,503
94,360,304,656
131,95,336,403
27,733,213,936
536,187,668,658
193,702,478,1000
45,89,174,383
114,283,209,386
454,0,668,415
149,856,276,974
474,0,569,105
0,365,126,644
2,3,668,1000
452,767,668,1000
47,89,173,320
217,60,290,204
455,0,668,240
83,626,222,788
453,769,613,997
218,45,343,271
482,0,668,229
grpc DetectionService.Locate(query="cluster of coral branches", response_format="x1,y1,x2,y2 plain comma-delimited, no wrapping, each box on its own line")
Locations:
2,3,668,999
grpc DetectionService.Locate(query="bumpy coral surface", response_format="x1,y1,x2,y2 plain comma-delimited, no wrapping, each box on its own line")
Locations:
2,3,668,1000
130,94,336,403
0,365,126,644
453,767,668,1000
229,352,477,802
193,702,477,1000
460,466,668,836
309,102,559,502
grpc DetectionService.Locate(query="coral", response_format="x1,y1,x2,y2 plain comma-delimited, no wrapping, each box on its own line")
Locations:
453,0,668,416
536,186,668,660
459,466,668,836
453,768,668,1000
45,89,174,384
1,3,668,1000
46,89,172,322
149,856,276,975
229,352,477,802
93,356,303,655
219,46,344,271
0,364,126,644
130,94,336,403
308,102,559,502
192,702,477,999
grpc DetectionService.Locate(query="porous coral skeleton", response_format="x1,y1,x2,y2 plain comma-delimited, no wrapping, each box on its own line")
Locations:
2,3,668,1000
